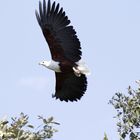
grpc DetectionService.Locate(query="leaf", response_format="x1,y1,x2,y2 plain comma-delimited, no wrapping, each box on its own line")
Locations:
27,125,34,129
48,117,54,123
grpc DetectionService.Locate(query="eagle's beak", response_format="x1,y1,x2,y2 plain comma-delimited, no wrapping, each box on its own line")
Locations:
38,62,42,65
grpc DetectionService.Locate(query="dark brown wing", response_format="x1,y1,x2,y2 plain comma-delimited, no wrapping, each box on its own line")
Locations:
35,0,82,62
54,72,87,102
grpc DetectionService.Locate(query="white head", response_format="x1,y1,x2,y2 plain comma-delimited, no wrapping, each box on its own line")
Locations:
39,60,51,68
39,60,61,72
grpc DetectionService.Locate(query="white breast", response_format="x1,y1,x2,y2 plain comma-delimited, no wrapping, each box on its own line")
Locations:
47,60,61,72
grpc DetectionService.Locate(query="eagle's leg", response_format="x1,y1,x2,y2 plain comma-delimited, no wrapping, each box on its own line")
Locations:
73,67,81,77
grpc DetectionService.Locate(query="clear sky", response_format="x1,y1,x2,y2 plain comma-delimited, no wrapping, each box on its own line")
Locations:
0,0,140,139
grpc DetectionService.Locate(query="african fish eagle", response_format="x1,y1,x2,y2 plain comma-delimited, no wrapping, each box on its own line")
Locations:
35,0,90,102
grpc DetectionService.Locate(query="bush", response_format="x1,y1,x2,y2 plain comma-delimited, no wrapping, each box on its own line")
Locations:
0,113,60,140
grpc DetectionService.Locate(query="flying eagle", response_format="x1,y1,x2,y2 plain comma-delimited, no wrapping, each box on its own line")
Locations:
35,0,90,102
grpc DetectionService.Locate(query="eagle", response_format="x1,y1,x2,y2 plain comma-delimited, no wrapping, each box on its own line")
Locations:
35,0,90,102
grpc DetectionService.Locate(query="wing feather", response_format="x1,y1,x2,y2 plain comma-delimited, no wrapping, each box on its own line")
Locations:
51,2,55,14
54,3,59,15
43,0,47,16
39,1,43,19
47,0,51,15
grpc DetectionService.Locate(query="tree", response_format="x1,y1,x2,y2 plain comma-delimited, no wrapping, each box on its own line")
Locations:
109,80,140,140
0,113,59,140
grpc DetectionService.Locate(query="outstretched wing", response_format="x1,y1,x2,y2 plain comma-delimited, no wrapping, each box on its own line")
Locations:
35,0,82,62
54,72,87,102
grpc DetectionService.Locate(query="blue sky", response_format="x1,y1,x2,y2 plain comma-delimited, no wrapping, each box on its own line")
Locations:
0,0,140,139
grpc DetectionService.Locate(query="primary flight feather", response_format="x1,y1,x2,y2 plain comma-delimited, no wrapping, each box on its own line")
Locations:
36,0,90,102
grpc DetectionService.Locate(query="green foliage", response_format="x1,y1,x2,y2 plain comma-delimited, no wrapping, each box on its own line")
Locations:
0,113,59,140
109,81,140,140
